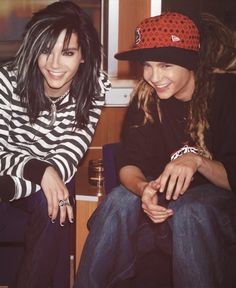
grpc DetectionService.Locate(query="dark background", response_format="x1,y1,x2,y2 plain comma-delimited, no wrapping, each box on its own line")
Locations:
162,0,236,31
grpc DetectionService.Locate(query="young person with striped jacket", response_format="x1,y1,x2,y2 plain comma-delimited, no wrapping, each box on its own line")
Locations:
0,1,110,287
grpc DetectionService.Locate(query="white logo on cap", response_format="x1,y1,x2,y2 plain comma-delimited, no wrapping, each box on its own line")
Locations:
171,35,181,42
135,28,141,45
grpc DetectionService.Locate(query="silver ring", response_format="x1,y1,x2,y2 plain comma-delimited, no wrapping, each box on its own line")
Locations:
58,196,75,207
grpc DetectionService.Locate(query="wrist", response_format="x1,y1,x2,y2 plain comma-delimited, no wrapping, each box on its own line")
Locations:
24,159,51,184
137,181,149,196
195,153,203,170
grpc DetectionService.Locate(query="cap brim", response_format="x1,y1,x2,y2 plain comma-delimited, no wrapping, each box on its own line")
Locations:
115,47,199,70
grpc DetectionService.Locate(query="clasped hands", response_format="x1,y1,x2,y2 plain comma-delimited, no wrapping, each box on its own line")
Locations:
142,152,201,223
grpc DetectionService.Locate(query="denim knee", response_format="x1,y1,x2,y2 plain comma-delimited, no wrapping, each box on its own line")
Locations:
107,185,140,208
168,184,236,230
167,184,236,288
88,185,141,229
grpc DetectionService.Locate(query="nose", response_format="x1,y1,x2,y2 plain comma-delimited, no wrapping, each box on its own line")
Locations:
150,67,162,83
47,52,60,69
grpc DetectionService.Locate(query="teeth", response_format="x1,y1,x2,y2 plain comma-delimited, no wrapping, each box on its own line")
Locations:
49,71,64,77
156,83,168,88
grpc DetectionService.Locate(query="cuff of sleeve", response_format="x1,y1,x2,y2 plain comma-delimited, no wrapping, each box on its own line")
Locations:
23,159,51,185
0,175,15,202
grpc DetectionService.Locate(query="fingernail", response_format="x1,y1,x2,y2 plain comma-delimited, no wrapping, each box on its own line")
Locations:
51,219,55,224
70,218,74,224
60,222,65,227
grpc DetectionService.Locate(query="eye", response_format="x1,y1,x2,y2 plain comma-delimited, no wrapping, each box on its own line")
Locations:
161,63,172,68
62,50,75,56
143,62,151,68
41,48,50,55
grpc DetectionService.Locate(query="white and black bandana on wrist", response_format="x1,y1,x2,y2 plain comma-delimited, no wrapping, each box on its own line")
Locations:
171,145,199,161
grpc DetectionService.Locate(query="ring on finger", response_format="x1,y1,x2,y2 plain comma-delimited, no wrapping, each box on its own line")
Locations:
58,196,75,207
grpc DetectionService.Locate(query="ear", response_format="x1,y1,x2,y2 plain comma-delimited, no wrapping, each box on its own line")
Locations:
80,58,85,63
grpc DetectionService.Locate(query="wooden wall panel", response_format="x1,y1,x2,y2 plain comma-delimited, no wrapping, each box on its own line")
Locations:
91,106,127,146
118,0,151,78
77,106,127,183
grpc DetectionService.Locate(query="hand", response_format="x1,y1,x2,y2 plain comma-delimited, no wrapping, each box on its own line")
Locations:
41,166,74,226
157,152,201,200
141,181,173,223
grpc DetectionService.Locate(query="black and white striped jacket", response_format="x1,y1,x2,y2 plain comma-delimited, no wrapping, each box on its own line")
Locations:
0,65,110,200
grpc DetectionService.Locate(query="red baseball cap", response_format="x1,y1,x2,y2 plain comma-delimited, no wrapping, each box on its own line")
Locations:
115,12,200,70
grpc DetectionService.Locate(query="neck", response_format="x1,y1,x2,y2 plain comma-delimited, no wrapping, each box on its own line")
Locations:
174,71,195,102
45,89,69,99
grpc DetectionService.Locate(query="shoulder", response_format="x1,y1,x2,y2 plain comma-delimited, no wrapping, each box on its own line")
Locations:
213,72,236,103
214,72,236,90
124,97,144,126
0,64,17,88
98,71,111,93
209,72,236,122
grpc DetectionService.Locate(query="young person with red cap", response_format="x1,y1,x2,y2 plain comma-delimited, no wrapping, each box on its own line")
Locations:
75,12,236,288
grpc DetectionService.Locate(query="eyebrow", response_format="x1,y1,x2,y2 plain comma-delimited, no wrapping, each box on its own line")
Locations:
62,47,79,51
144,61,172,66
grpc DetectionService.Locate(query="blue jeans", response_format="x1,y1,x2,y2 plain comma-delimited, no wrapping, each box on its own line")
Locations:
169,184,236,288
0,188,73,288
75,183,236,288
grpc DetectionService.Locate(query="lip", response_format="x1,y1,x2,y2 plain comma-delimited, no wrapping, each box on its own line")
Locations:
47,70,65,80
153,83,170,93
156,83,169,88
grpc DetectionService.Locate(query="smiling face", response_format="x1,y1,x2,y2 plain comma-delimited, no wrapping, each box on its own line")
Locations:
38,29,84,97
143,61,195,102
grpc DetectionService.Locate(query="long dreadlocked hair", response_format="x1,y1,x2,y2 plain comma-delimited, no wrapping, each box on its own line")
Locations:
131,13,236,157
188,13,236,157
7,1,102,129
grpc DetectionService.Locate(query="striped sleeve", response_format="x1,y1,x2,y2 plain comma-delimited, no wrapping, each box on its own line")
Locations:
0,67,40,200
0,68,35,174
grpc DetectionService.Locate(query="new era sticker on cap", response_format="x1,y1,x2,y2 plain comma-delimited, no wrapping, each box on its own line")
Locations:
171,35,181,42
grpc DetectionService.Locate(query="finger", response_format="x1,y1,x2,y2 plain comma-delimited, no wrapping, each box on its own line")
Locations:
148,214,171,223
59,189,68,226
143,207,173,218
66,205,74,223
159,172,170,193
142,201,161,211
46,192,53,219
142,201,171,212
51,191,59,221
150,180,160,190
173,175,185,200
59,205,67,226
165,175,178,200
180,176,192,195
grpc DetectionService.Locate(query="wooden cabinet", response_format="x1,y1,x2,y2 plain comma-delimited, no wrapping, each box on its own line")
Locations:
75,196,98,269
